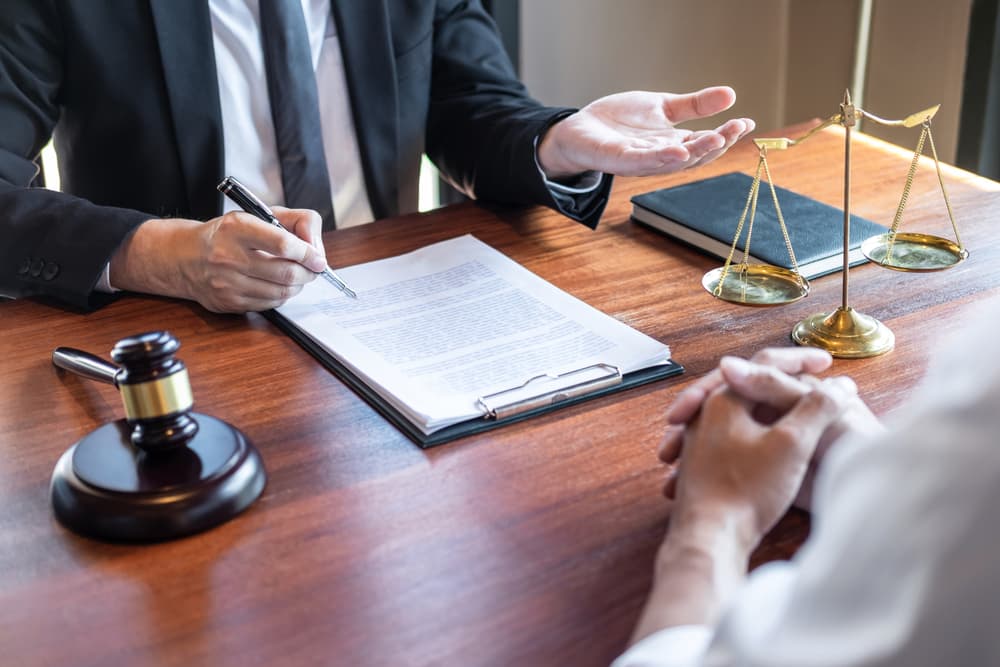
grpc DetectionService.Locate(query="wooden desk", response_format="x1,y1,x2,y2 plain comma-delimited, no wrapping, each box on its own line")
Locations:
2,124,998,666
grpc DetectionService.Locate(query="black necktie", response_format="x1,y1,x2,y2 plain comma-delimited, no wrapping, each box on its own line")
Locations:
259,0,336,229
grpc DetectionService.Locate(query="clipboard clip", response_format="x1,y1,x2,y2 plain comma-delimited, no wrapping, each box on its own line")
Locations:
476,363,623,421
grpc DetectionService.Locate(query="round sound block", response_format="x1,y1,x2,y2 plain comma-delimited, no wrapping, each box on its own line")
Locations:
50,413,266,542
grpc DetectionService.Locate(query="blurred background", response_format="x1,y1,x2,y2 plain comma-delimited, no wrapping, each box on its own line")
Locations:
442,0,997,206
517,0,973,162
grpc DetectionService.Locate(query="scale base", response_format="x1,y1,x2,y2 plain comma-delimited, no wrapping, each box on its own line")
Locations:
50,414,266,542
792,307,894,358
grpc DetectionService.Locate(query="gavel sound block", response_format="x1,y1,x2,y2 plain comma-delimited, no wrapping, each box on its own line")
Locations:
50,331,266,542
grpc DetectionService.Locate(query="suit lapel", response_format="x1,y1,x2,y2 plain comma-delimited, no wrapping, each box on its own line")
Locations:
331,0,399,219
149,0,225,219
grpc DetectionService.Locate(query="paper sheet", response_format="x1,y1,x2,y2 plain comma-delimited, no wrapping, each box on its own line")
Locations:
277,235,670,434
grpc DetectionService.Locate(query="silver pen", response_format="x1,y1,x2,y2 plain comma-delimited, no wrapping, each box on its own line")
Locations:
217,176,358,299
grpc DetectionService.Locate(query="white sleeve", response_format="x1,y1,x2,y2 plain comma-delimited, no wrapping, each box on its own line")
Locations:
611,626,712,667
94,262,119,293
531,134,605,195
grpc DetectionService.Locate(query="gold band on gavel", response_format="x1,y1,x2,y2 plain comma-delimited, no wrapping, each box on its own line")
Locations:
119,369,194,420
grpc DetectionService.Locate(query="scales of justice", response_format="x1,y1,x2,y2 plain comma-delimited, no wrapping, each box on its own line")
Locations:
703,89,969,358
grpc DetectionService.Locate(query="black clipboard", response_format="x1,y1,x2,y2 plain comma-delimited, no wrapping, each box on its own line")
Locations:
264,310,684,448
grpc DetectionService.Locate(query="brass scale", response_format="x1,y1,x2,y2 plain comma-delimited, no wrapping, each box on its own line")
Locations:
703,90,968,358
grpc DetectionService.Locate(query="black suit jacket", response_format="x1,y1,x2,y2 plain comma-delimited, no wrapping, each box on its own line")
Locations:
0,0,610,309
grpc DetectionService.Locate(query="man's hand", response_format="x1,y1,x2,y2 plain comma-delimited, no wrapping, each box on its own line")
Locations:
628,371,857,642
536,86,754,180
659,348,884,509
109,207,328,313
670,374,858,547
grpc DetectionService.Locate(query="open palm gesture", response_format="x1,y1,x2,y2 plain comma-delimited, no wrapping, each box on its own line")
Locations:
538,86,754,179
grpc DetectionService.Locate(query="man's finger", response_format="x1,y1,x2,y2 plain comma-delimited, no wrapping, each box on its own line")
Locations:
198,273,305,313
243,251,320,288
719,356,815,413
770,380,854,455
749,347,833,373
273,206,326,253
666,368,724,424
661,466,679,500
686,118,756,168
667,348,833,426
657,424,684,463
715,117,756,142
680,131,727,160
621,144,691,176
234,216,328,272
662,86,736,124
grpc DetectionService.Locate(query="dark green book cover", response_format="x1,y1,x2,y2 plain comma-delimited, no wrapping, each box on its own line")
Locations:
631,172,888,279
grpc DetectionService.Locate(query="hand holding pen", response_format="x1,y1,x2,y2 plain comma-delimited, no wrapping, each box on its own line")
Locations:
218,176,358,299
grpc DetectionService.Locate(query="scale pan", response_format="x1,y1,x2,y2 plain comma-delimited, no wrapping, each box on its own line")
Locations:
703,265,809,306
861,232,968,272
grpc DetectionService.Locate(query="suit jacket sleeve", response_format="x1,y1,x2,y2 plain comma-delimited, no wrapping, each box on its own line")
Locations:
424,0,612,229
0,0,150,309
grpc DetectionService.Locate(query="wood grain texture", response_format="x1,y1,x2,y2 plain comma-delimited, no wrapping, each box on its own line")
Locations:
2,123,998,667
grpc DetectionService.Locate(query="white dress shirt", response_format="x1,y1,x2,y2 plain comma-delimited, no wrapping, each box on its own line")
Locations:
208,0,598,222
614,300,1000,666
209,0,374,228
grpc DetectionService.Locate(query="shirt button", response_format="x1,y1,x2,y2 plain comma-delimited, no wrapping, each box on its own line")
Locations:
42,262,60,281
29,258,45,277
17,258,31,275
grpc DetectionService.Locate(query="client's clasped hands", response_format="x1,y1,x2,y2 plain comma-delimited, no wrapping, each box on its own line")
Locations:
660,347,884,543
627,347,885,642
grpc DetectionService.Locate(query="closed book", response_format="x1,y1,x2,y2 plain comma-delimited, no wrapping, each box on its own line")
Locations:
631,172,888,279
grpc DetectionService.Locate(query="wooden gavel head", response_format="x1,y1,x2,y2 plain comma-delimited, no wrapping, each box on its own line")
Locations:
50,331,267,542
111,331,199,452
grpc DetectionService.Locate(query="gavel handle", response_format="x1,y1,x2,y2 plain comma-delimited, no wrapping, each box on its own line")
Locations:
52,347,119,386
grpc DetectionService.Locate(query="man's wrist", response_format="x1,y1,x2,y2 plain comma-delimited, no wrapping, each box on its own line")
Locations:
108,218,197,300
536,114,581,180
628,502,754,643
533,124,599,189
664,501,759,569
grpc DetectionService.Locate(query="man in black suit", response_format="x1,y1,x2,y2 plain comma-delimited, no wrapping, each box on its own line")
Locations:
0,0,753,312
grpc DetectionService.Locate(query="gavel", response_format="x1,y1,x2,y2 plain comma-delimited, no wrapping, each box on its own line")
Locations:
50,331,266,542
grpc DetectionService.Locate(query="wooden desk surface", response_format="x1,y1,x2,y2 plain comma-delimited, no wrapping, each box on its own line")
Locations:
2,124,999,666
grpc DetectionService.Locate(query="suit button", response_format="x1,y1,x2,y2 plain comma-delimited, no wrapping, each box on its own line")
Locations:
29,258,44,277
42,262,60,281
17,258,30,275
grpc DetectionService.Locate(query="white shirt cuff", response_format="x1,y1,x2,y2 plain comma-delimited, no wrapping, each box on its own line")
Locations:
94,262,119,293
533,134,604,194
544,169,603,194
610,625,712,667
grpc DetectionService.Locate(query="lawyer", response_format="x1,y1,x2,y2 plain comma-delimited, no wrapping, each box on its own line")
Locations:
0,0,753,313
